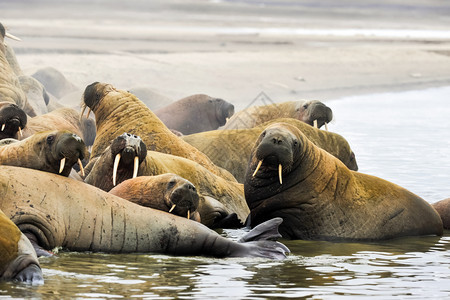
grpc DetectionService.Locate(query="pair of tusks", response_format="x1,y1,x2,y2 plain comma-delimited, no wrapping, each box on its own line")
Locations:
313,120,329,131
112,154,139,186
80,105,92,120
0,125,23,137
252,160,283,184
168,204,191,219
58,157,85,176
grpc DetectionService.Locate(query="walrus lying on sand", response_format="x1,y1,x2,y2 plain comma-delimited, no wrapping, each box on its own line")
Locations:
81,82,236,182
0,130,87,177
84,133,249,226
0,101,27,140
222,100,332,130
432,198,450,229
183,117,357,183
244,122,443,241
110,174,201,222
0,165,289,259
0,209,43,283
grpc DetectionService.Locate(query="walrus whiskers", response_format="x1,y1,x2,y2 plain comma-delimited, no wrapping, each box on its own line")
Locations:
169,204,176,213
313,120,318,128
132,156,139,179
59,157,66,174
5,32,21,41
252,160,263,177
278,164,283,185
324,122,329,131
78,158,85,177
18,127,22,137
112,153,121,186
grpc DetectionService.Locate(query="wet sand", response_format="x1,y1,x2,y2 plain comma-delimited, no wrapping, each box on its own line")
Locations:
2,0,450,110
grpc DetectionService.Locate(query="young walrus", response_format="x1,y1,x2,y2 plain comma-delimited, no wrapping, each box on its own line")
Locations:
0,130,88,177
245,122,443,241
84,133,248,226
81,82,236,182
0,102,27,140
110,174,201,222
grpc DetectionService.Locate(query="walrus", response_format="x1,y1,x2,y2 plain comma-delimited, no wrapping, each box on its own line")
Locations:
127,86,174,111
0,102,27,140
110,174,201,222
0,23,37,117
84,133,249,226
0,165,289,259
18,75,50,116
0,209,43,283
4,43,23,76
183,117,358,183
222,100,332,130
432,199,450,229
81,82,235,181
154,94,235,135
0,130,88,177
31,66,79,99
244,122,443,241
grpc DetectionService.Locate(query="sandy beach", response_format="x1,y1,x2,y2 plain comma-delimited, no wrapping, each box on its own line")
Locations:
2,0,450,110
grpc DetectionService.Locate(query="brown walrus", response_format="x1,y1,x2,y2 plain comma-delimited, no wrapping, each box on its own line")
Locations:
183,117,357,183
0,101,27,140
0,209,43,283
154,94,235,135
81,82,236,181
0,165,289,259
432,198,450,229
222,100,332,130
84,133,248,226
110,174,201,222
0,130,88,177
244,122,443,241
20,107,96,147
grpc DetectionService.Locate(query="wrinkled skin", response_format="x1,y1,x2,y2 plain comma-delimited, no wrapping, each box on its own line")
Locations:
244,122,443,241
183,117,357,183
84,133,249,227
155,94,235,135
0,130,88,176
110,174,201,222
31,66,78,99
0,166,289,260
432,198,450,229
0,102,27,140
0,209,43,283
82,82,236,181
222,100,332,130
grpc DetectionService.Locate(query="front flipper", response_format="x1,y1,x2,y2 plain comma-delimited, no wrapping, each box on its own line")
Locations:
14,264,43,284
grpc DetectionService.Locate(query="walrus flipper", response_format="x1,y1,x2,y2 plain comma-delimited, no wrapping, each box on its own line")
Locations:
238,217,284,242
13,264,43,284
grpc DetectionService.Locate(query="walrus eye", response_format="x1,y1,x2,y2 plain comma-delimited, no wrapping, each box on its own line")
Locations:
167,180,176,189
303,104,308,109
293,140,298,146
46,135,55,145
261,131,266,137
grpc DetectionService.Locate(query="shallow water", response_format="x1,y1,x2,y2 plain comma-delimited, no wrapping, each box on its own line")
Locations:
2,87,450,299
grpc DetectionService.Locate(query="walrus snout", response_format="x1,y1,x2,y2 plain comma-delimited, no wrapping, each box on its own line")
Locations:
299,100,333,129
56,132,88,176
168,181,200,220
0,103,27,138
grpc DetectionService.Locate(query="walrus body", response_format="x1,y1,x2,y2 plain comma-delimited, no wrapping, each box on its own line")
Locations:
84,133,249,224
223,100,332,130
0,102,27,140
82,82,235,181
245,122,443,241
183,118,357,183
31,66,78,99
110,174,201,222
432,198,450,229
155,94,235,135
0,165,288,259
18,75,50,116
0,130,87,176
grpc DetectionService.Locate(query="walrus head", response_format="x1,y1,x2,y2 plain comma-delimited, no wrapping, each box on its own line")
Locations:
296,100,333,129
110,133,147,186
212,98,235,126
0,102,27,140
81,82,116,118
164,174,200,221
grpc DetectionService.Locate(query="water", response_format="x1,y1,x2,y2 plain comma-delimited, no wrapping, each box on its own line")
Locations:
2,87,450,299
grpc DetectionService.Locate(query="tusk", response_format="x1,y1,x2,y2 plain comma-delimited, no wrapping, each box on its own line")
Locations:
86,108,91,119
59,157,66,174
113,153,121,186
132,156,139,178
1,124,4,131
80,105,86,121
5,32,22,41
18,127,23,138
278,164,283,185
187,210,190,220
252,160,263,177
169,204,176,213
78,158,85,177
313,120,318,128
324,122,328,131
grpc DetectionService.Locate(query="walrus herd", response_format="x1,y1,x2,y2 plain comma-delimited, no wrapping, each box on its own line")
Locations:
0,22,448,284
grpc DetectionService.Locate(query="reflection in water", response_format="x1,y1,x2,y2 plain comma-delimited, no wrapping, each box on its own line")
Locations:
2,87,450,298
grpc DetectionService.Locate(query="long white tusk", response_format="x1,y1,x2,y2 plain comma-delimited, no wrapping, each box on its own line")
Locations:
278,164,283,185
169,204,176,213
59,157,66,174
313,119,318,128
1,124,4,131
324,122,328,131
78,158,85,177
113,153,121,186
132,156,139,178
18,126,23,138
187,210,190,220
5,32,21,41
252,160,263,177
